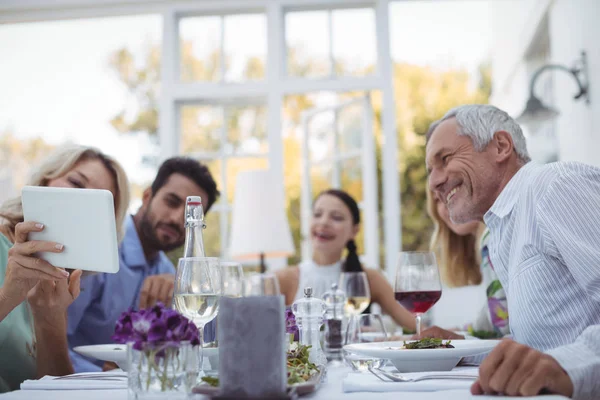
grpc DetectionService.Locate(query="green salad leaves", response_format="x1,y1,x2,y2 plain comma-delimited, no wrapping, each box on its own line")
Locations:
200,343,320,387
403,338,454,349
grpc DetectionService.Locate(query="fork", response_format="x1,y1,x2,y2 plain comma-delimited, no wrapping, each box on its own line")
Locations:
369,367,478,383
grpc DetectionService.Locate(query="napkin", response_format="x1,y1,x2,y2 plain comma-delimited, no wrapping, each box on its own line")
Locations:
342,367,479,393
217,296,287,399
21,372,128,390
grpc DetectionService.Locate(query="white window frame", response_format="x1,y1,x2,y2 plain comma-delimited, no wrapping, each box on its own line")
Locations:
0,0,401,280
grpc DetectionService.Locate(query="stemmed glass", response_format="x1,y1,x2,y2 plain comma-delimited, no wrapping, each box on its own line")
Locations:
220,261,245,298
344,313,388,371
242,273,281,296
338,272,371,316
394,251,442,336
174,257,222,372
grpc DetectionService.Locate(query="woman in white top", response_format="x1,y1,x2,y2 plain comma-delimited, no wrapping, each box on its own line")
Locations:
276,189,416,330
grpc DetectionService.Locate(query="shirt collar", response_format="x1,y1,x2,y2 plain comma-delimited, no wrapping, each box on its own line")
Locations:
121,214,162,269
485,161,537,221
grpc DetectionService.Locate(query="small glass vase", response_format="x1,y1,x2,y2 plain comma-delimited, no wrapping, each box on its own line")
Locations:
127,341,200,400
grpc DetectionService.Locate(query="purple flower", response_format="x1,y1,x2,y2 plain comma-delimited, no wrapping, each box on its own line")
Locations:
285,308,298,335
112,302,200,352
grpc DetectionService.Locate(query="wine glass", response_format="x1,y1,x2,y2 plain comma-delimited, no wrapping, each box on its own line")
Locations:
344,314,388,371
338,272,371,316
220,261,244,298
394,251,442,337
242,273,280,296
174,257,222,372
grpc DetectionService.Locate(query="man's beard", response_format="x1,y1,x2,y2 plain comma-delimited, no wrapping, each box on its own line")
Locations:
139,209,184,253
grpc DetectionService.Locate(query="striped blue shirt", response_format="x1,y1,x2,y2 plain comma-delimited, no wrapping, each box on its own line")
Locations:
484,161,600,400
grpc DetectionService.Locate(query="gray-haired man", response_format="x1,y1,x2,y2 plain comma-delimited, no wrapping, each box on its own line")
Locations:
425,104,600,399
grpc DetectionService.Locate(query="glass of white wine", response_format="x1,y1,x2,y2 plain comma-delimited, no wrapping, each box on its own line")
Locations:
338,271,371,316
174,257,222,373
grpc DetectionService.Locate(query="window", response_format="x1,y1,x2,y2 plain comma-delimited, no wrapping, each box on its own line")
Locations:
179,13,267,83
285,8,376,78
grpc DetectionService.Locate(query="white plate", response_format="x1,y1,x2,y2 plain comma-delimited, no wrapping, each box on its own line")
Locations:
73,344,128,370
344,340,500,372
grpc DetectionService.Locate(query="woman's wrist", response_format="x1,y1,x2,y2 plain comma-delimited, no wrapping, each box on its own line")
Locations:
32,308,68,332
0,286,23,313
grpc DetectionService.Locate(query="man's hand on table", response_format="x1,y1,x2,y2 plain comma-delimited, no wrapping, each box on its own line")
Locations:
139,274,175,309
102,362,118,371
472,338,573,397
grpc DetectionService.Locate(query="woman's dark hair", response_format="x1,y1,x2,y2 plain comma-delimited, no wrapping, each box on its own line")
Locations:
314,189,362,272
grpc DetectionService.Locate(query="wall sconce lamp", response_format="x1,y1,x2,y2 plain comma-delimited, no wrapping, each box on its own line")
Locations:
517,51,590,132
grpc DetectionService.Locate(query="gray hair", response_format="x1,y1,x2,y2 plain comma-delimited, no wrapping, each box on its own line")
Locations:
426,104,531,163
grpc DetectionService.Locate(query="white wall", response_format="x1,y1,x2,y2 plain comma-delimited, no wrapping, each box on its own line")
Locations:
490,0,599,166
548,0,600,166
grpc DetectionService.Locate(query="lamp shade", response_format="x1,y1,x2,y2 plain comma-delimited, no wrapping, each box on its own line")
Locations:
516,96,559,134
228,169,295,262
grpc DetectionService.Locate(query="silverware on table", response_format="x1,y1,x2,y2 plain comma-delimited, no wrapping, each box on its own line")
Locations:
368,367,478,383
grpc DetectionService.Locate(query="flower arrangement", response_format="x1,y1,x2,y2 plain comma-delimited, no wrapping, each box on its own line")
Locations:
113,303,200,394
112,302,200,350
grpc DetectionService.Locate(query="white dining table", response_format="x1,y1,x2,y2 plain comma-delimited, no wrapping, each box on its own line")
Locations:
0,366,569,400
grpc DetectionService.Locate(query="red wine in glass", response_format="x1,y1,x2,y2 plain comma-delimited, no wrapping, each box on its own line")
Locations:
394,290,442,314
394,252,442,336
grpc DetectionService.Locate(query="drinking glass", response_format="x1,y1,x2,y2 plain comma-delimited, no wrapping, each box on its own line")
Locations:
344,313,388,371
220,261,245,298
338,272,371,316
242,273,281,296
394,251,442,336
174,257,222,372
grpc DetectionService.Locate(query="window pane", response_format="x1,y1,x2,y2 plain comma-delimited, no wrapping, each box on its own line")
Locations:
336,102,363,152
181,105,222,153
225,105,268,155
223,14,266,81
307,110,334,163
310,162,333,198
179,16,221,82
332,8,376,76
339,156,363,203
286,11,330,78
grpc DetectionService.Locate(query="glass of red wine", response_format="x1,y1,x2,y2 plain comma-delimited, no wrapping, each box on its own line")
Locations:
394,251,442,337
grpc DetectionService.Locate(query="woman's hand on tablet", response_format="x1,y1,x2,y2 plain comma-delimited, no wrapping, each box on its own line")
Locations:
0,221,70,306
28,269,82,328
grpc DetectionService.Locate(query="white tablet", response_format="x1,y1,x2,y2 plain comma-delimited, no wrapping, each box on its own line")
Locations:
21,186,120,273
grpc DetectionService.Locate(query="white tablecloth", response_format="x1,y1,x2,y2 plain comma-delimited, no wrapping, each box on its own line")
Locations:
0,366,569,400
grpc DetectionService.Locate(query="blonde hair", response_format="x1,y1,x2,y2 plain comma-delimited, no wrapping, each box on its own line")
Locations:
426,187,484,287
0,144,130,242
